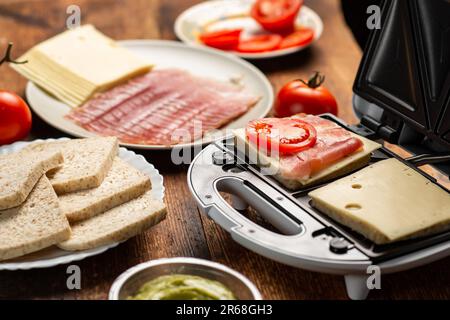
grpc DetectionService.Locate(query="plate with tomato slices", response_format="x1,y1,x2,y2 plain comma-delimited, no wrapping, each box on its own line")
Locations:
175,0,323,59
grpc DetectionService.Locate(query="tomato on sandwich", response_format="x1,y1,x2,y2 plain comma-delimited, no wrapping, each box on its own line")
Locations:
246,117,317,155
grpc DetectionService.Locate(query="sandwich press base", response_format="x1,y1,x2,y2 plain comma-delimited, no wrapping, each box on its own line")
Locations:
188,0,450,299
187,137,450,300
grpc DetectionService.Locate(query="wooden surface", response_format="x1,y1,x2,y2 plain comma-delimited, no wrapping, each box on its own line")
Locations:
0,0,449,300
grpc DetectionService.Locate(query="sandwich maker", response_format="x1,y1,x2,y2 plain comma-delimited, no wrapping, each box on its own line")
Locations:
187,0,450,299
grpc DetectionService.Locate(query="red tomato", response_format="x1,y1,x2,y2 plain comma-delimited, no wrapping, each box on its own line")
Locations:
246,117,317,154
274,72,338,117
199,29,242,50
0,90,32,145
279,28,314,49
237,34,282,53
251,0,303,33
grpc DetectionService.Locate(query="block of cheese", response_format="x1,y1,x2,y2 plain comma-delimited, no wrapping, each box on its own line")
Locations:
11,25,152,107
309,158,450,244
234,128,381,189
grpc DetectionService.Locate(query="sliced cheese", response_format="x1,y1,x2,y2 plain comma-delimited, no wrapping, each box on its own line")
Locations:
13,65,83,107
234,128,381,189
11,24,152,107
309,158,450,244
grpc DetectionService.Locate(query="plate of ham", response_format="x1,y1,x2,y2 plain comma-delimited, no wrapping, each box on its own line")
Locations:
25,40,273,149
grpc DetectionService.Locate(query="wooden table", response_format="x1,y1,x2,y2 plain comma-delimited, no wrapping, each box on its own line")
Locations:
0,0,449,300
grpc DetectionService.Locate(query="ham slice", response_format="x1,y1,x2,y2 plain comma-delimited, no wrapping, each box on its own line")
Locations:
277,114,363,179
66,69,259,145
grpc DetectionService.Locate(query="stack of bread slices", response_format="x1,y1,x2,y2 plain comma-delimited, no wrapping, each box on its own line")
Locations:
0,137,166,261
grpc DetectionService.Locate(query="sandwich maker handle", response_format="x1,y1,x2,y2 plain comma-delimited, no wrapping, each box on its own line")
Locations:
214,176,303,236
405,153,450,166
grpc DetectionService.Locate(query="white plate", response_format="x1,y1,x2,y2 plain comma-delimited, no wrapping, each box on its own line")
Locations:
175,0,323,59
0,138,164,270
25,40,273,150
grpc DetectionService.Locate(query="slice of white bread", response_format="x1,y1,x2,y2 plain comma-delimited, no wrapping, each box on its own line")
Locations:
59,157,151,222
234,128,381,190
0,150,63,210
22,137,118,194
308,158,450,244
58,191,166,251
0,175,71,261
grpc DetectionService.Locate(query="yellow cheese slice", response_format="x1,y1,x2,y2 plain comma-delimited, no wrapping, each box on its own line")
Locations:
13,64,87,99
32,25,152,88
13,65,83,107
22,54,94,92
11,24,152,107
309,158,450,244
25,50,95,89
234,128,381,189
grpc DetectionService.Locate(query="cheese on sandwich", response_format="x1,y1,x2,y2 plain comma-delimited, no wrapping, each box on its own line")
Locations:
309,158,450,244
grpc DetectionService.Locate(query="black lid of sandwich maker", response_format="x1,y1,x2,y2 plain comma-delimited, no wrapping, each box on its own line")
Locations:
353,0,450,160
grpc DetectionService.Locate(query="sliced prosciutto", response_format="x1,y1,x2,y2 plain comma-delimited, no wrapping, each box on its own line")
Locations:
66,69,259,145
246,114,364,180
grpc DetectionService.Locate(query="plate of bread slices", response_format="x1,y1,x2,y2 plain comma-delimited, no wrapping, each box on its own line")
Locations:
0,137,166,270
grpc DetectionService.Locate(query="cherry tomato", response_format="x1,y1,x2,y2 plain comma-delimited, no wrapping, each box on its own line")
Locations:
246,117,317,154
0,90,32,145
279,28,314,49
251,0,303,33
274,72,338,117
237,34,282,53
199,29,242,50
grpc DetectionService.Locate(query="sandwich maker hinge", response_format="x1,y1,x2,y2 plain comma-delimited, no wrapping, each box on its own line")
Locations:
359,113,402,143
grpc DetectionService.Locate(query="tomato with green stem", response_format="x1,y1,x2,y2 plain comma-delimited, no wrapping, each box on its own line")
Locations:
274,72,338,117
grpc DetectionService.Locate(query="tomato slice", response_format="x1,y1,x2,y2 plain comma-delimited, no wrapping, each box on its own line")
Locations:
199,29,242,50
279,28,314,49
237,34,282,53
246,117,317,154
251,0,303,33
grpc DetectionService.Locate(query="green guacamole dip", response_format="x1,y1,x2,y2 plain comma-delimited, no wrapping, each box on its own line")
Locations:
128,274,236,300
